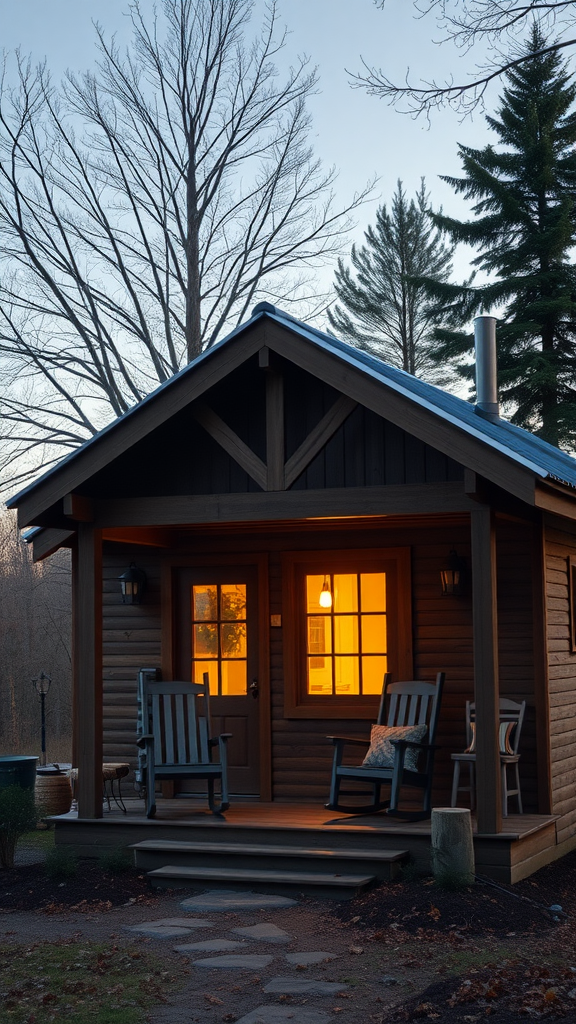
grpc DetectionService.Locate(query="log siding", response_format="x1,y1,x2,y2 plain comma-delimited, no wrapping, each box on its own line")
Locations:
544,521,576,844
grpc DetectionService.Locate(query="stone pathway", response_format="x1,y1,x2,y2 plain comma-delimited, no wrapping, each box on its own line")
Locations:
179,890,297,912
129,889,356,1021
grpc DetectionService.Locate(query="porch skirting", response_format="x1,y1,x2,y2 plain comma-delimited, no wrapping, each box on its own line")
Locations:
50,800,560,885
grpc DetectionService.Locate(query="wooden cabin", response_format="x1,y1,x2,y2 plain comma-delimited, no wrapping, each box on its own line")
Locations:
9,304,576,884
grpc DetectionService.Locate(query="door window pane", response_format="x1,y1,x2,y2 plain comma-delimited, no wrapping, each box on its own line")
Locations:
194,623,218,657
193,660,218,694
193,584,217,621
221,660,247,695
221,622,247,658
221,584,246,621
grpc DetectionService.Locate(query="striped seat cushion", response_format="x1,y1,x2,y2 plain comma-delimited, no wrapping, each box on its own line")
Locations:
465,721,515,755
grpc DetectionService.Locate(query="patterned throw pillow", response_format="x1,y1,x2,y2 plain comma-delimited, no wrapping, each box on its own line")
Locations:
465,721,515,755
361,724,427,771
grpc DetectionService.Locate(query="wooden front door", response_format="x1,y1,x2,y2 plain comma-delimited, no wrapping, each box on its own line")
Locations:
175,566,261,796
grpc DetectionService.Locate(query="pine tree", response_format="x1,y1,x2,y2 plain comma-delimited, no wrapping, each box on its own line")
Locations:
328,180,455,383
429,25,576,448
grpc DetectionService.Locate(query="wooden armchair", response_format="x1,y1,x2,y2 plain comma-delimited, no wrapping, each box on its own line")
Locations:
136,673,230,818
326,672,445,820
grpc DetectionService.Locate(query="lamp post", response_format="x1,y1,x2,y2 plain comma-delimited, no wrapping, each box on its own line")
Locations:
33,672,51,767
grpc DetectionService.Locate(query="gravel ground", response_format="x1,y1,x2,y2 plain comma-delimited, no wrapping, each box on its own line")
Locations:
2,839,576,1022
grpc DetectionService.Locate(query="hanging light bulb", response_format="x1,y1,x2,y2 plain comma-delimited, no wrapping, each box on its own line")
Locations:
319,574,332,608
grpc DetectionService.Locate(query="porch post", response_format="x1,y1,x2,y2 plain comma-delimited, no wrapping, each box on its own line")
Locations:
471,508,502,834
73,523,103,819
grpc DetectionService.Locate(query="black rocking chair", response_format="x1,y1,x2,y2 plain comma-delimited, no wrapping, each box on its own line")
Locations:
136,673,231,818
326,672,445,820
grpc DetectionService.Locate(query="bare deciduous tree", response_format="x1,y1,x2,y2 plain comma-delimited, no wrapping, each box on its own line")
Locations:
0,511,71,761
353,1,576,116
0,0,372,489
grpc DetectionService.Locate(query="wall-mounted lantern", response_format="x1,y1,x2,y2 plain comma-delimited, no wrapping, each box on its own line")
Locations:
319,574,332,608
118,563,147,605
440,550,465,597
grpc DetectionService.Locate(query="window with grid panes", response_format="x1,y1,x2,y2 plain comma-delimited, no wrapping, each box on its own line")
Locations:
306,573,387,696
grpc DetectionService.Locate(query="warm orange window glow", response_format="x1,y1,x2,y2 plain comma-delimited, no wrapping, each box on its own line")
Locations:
192,583,247,695
305,572,387,696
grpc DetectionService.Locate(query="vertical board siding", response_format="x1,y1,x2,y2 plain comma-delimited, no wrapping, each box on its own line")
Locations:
545,523,576,844
85,357,464,500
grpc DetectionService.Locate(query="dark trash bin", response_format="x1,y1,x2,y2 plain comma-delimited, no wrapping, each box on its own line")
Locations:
0,756,38,791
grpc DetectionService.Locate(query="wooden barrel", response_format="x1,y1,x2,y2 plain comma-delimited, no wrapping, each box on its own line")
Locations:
35,773,72,816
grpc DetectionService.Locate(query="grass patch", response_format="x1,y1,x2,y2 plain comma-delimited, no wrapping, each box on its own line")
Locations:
18,829,56,851
0,940,178,1024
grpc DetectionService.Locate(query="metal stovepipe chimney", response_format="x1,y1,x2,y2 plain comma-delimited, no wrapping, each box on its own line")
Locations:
474,315,499,419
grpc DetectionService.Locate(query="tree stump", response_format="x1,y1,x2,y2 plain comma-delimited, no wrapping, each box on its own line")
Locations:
431,807,475,886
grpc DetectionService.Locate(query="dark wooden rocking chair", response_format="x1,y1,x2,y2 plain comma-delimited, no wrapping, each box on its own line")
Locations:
136,673,231,818
326,672,445,820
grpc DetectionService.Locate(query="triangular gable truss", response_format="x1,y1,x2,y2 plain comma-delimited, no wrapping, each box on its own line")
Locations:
10,309,573,529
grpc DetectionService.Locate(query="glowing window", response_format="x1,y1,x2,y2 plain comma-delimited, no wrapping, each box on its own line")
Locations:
305,573,387,696
191,583,247,695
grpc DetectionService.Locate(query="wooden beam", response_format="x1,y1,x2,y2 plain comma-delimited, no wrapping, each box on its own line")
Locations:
74,524,103,819
284,395,358,489
96,482,482,528
471,508,502,834
63,493,94,521
265,322,538,507
13,322,267,528
192,403,267,491
535,483,576,521
32,527,75,562
266,371,284,491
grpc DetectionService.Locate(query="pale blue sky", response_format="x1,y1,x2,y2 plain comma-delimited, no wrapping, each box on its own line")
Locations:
0,0,531,303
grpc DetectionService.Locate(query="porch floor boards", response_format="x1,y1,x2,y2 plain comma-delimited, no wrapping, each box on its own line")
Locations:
65,798,555,841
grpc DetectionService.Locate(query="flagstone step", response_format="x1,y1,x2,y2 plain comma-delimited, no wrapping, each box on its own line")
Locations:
131,838,407,881
146,864,376,899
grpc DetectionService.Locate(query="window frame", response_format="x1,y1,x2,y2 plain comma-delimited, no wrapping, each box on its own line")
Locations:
282,547,413,719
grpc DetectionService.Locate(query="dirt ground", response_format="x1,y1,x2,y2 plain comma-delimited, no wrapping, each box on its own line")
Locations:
2,845,576,1022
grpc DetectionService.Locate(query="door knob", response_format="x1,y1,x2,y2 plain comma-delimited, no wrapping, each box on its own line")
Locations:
249,679,259,699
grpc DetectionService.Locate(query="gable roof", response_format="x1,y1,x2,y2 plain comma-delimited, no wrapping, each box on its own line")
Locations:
8,303,576,524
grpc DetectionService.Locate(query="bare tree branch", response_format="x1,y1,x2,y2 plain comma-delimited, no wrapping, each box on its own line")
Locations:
0,0,374,490
353,0,576,116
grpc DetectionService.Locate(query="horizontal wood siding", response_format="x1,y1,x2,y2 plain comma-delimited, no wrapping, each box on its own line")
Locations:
544,522,576,843
267,523,475,804
496,521,537,812
101,517,540,813
102,546,162,772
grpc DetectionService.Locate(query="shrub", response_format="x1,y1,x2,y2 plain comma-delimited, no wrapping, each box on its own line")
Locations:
45,845,78,879
99,846,133,874
0,785,39,869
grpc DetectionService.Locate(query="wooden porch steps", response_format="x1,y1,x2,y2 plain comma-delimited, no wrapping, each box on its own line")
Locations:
131,839,409,898
146,864,376,899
